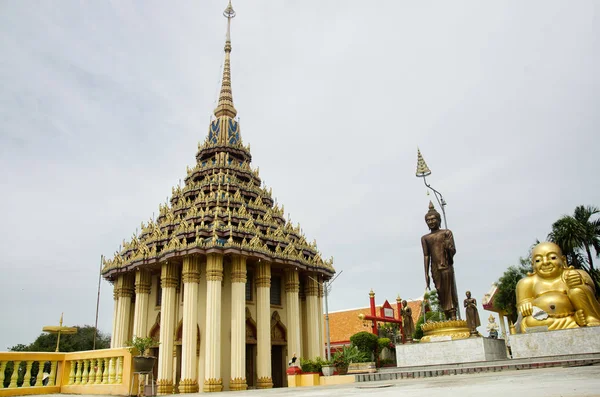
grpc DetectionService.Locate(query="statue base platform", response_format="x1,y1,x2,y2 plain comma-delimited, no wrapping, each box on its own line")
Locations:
509,326,600,359
420,320,471,342
395,337,507,367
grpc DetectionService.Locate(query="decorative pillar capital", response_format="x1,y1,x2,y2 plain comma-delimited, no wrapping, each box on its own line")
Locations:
304,275,319,297
231,256,247,283
116,273,135,298
135,269,152,294
284,268,299,293
206,254,224,282
256,262,271,288
161,262,179,288
182,256,201,284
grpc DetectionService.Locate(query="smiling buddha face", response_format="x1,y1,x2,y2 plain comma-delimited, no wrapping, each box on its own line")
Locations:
531,242,566,279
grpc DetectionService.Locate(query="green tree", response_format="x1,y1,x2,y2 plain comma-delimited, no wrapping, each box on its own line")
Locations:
349,331,378,360
8,326,110,352
548,205,600,272
412,289,444,340
494,259,530,324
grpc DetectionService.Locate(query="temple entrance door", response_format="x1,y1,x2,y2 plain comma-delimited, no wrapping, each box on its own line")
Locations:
270,346,284,388
245,308,258,388
245,344,256,388
175,345,182,391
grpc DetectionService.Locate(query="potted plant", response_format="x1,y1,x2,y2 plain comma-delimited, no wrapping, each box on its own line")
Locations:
320,359,335,377
126,337,159,373
332,345,368,375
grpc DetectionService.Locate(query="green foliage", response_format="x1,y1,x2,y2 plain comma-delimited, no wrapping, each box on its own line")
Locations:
425,289,440,312
349,331,378,356
548,205,600,294
494,263,530,323
412,310,444,340
332,345,369,368
299,356,328,373
125,336,159,357
377,338,391,353
8,326,110,352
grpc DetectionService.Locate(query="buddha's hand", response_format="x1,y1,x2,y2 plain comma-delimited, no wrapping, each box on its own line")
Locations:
519,301,533,317
575,309,587,326
565,271,584,289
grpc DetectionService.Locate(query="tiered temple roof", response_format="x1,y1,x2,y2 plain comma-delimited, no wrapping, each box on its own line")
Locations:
101,2,334,281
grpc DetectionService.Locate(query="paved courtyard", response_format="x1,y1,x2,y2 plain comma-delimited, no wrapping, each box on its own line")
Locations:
226,365,596,397
41,364,600,397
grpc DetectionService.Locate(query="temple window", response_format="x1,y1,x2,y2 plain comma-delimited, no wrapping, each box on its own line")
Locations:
270,275,282,306
246,271,253,301
156,279,162,307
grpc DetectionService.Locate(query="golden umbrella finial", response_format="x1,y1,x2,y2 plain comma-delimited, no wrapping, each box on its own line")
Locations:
415,148,431,178
42,313,77,352
214,0,238,119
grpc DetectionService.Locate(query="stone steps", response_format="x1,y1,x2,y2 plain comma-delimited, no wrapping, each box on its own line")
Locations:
354,353,600,383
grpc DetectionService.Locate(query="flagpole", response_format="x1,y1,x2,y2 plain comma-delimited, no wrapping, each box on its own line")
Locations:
93,255,103,350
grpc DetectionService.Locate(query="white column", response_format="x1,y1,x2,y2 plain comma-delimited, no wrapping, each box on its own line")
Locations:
230,256,248,391
284,269,301,364
318,280,324,357
179,256,200,393
305,275,321,359
111,289,119,348
256,262,273,389
114,273,134,347
132,269,151,338
203,254,224,392
157,262,178,395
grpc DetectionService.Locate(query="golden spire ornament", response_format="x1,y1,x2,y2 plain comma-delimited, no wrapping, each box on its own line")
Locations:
214,0,237,119
415,148,431,178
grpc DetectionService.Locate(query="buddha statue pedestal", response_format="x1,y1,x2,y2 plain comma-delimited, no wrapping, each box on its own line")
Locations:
395,336,507,367
508,326,600,359
420,320,471,343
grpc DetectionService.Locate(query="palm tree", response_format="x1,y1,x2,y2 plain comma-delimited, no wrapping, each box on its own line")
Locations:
548,205,600,272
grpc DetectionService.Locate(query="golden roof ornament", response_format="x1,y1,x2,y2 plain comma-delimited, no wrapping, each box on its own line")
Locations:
415,148,432,178
102,0,335,280
214,0,237,119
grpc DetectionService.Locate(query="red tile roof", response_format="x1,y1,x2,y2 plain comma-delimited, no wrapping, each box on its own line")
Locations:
324,300,423,345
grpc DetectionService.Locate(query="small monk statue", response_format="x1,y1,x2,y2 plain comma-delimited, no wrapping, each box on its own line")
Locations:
464,291,481,335
421,201,459,320
401,300,415,342
516,241,600,332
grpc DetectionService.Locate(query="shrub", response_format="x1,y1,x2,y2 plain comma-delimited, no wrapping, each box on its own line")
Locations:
299,357,327,373
377,337,391,354
350,332,378,356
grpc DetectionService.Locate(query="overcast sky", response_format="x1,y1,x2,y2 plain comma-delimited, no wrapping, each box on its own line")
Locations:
1,1,599,349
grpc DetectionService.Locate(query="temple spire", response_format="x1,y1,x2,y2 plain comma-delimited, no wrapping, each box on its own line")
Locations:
214,0,237,119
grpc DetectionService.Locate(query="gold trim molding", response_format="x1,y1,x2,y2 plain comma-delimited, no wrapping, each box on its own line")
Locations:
256,376,273,389
203,377,223,392
420,320,471,342
229,377,248,391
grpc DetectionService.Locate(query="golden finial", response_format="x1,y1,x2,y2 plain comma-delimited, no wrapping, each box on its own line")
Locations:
214,0,237,119
396,294,402,303
415,148,432,177
369,289,375,298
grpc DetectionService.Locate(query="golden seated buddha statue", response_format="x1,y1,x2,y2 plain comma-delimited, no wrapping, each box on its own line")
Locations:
516,242,600,332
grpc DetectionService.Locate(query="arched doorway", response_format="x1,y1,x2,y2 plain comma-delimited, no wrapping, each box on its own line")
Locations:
245,308,257,388
270,311,287,388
